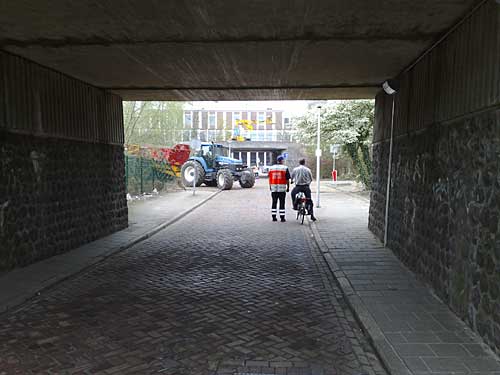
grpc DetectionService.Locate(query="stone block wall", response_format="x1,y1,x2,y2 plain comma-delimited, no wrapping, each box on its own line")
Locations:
371,112,500,352
368,142,389,240
0,131,128,270
369,1,500,354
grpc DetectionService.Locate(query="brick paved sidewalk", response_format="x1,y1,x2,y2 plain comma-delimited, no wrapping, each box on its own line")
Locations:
0,182,386,374
0,188,218,313
311,191,500,375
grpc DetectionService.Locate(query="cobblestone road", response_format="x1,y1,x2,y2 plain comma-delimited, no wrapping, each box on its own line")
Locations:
0,182,386,375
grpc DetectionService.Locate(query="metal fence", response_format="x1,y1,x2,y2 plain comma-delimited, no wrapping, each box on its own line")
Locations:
125,154,180,195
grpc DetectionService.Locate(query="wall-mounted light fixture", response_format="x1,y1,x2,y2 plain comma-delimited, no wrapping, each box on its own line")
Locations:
382,80,399,96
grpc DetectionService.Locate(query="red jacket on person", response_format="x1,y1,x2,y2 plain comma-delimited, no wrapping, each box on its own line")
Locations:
269,164,290,192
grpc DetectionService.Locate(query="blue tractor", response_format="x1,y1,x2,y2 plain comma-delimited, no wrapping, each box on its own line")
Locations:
180,143,255,190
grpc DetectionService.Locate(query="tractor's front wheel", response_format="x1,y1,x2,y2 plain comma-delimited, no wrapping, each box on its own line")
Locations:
239,169,256,188
181,161,205,187
217,169,233,190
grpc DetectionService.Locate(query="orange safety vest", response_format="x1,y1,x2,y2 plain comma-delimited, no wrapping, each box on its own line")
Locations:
269,164,289,192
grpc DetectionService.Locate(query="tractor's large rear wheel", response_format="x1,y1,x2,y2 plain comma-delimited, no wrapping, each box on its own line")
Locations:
181,161,205,187
239,169,256,188
217,169,233,190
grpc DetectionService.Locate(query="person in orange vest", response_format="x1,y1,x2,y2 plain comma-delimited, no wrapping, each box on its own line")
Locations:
268,155,291,222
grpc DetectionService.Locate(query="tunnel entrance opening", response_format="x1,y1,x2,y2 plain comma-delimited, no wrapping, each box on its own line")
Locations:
122,99,374,198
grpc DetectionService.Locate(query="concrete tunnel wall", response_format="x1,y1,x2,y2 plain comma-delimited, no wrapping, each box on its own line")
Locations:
369,0,500,354
0,51,128,271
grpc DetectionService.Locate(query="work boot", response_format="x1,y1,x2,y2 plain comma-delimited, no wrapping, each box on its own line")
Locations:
272,216,278,222
280,216,286,222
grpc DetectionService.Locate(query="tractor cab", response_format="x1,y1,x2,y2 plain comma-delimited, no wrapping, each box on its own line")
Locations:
180,142,255,190
196,143,243,169
197,144,216,168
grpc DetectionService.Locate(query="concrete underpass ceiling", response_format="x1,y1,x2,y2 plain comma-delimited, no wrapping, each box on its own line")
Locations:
0,1,480,100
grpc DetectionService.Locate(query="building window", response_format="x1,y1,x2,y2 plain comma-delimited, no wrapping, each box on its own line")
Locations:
250,153,257,166
257,152,263,166
184,112,193,128
256,113,263,139
208,112,216,128
196,112,201,129
258,112,265,128
208,130,217,141
233,112,241,127
232,112,242,138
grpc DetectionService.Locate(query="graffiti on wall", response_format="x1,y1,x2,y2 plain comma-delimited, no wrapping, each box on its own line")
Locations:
126,144,191,182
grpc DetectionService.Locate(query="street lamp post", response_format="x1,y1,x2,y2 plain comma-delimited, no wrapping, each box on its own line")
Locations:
316,106,322,208
193,165,196,196
382,80,398,247
190,138,201,196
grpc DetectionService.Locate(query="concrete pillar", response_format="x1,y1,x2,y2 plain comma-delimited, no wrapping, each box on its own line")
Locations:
0,51,127,272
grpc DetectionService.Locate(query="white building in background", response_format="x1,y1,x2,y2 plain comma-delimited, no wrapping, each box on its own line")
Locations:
181,102,300,144
180,101,308,168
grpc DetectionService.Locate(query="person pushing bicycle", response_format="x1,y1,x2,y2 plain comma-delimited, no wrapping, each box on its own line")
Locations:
291,158,317,221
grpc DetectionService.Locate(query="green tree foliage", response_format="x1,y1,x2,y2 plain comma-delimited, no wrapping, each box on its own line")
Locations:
123,101,185,146
295,100,374,188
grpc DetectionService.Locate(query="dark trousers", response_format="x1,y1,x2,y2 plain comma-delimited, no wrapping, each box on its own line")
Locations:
271,192,286,218
291,185,314,216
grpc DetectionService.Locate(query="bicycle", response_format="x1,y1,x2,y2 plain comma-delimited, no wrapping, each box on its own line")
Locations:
295,191,310,225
